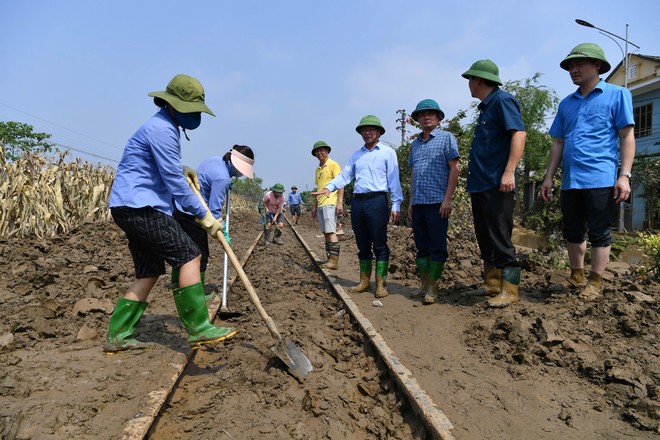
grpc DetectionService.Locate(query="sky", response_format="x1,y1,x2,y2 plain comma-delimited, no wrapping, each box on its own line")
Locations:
1,0,658,193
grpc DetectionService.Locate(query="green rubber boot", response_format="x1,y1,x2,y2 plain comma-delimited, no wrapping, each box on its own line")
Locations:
173,282,237,348
423,261,445,305
411,257,430,298
488,266,520,308
350,259,372,293
375,260,389,298
105,297,153,352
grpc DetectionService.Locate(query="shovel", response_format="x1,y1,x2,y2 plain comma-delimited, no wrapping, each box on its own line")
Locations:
218,189,243,319
190,184,313,380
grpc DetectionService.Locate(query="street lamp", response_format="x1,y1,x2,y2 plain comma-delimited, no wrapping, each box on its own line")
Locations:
575,19,641,232
575,19,640,88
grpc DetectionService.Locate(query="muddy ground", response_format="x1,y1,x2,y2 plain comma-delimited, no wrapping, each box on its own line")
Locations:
0,207,658,439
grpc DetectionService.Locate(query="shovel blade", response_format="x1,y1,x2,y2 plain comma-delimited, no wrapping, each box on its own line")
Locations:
271,338,313,379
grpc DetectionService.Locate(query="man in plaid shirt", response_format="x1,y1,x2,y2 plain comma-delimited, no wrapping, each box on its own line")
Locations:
408,99,460,304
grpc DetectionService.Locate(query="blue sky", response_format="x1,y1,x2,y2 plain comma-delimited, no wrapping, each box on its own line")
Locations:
1,0,658,192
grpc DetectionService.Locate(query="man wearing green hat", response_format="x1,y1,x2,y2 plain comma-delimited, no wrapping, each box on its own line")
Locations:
262,183,286,245
311,140,344,270
408,99,460,305
540,43,635,301
462,60,526,308
287,185,304,225
107,74,237,352
313,115,403,298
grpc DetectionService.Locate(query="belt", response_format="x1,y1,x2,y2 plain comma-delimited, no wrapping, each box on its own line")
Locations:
353,191,387,200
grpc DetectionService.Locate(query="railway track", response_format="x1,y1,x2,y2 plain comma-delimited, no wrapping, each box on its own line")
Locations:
127,220,455,439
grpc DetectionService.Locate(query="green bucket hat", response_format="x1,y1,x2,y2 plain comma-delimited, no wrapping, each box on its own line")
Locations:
411,99,445,122
355,115,385,135
271,183,285,193
462,60,503,85
311,140,331,156
560,43,611,74
148,74,215,116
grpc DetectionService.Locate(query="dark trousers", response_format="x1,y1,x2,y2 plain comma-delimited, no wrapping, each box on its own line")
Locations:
470,187,517,268
411,203,449,262
351,193,390,261
173,209,210,272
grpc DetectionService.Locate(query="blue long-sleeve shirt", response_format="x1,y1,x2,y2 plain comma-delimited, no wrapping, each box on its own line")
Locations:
109,108,207,218
174,156,232,219
325,142,403,211
287,192,303,205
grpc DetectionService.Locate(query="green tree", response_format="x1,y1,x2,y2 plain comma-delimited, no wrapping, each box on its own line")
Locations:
231,175,264,204
0,121,55,161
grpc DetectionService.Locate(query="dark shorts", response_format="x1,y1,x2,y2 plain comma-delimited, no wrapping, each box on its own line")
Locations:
266,212,284,224
560,187,614,247
289,204,301,216
111,206,200,278
173,209,210,272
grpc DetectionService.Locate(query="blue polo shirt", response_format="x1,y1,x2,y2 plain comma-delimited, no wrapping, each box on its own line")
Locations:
467,87,525,193
287,192,303,205
549,80,634,190
408,128,460,205
175,156,233,219
109,108,207,218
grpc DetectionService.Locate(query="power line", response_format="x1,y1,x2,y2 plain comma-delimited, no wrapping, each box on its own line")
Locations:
50,141,119,164
0,101,123,151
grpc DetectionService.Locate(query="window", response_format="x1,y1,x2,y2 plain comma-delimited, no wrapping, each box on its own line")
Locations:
633,103,653,138
628,63,639,80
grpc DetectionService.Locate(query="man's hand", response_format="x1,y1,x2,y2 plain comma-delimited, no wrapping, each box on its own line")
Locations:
500,169,516,193
311,188,330,197
613,176,631,204
183,165,200,191
336,201,344,216
439,199,453,219
195,211,223,238
390,211,400,224
540,176,554,202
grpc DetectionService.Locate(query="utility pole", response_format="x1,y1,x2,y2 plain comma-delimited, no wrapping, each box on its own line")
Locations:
395,109,407,147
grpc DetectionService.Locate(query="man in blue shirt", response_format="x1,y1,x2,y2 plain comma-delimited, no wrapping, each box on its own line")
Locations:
287,185,304,225
313,115,403,298
541,43,635,301
408,99,460,305
462,60,526,308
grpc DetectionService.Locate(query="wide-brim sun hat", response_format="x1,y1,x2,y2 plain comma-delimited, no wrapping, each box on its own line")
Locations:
230,148,255,178
148,74,215,116
355,115,385,135
411,99,445,122
311,140,331,156
271,183,285,193
559,43,611,74
461,60,503,86
291,185,297,189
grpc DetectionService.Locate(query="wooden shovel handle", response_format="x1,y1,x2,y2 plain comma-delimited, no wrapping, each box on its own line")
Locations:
189,185,282,340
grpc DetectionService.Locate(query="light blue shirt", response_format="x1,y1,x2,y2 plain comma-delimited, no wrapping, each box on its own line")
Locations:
325,142,403,211
287,192,303,205
549,80,634,189
175,156,233,219
109,108,207,218
409,128,459,205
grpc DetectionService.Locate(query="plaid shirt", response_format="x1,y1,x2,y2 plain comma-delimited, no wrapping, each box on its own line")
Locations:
408,128,459,205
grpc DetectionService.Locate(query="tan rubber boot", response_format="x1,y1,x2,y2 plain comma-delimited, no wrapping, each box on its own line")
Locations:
578,272,603,301
563,268,586,289
321,254,339,270
487,266,519,308
349,260,372,293
466,264,501,296
374,260,389,298
423,261,445,305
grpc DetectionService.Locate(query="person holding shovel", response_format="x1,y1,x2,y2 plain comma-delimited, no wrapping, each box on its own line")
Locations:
311,140,344,270
172,145,255,300
106,74,236,352
313,115,403,298
462,60,526,308
407,99,460,305
262,183,286,245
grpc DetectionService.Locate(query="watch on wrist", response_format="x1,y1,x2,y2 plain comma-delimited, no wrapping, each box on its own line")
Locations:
620,171,632,179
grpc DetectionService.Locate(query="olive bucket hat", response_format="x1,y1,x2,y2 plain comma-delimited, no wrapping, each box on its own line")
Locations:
560,43,611,74
411,99,445,122
355,115,385,135
148,74,215,116
462,59,503,86
271,183,285,193
311,140,331,156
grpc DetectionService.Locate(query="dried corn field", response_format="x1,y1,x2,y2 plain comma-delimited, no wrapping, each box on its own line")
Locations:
0,145,114,238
